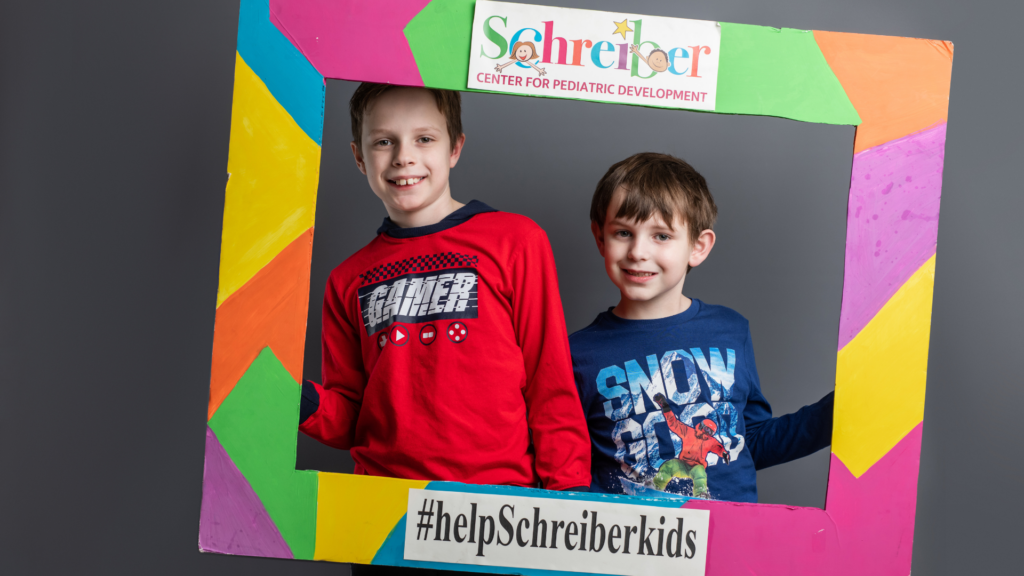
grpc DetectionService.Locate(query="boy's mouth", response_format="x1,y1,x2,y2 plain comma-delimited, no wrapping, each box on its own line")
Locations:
623,269,657,281
387,177,424,187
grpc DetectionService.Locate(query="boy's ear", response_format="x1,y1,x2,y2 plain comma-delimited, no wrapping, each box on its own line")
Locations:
688,229,716,269
591,221,606,257
449,133,467,169
350,141,367,175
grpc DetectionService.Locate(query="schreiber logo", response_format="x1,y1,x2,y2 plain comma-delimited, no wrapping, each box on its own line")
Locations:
467,1,721,112
403,488,709,575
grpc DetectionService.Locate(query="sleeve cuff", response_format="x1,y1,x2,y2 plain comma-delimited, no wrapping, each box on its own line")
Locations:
556,486,591,492
299,380,321,424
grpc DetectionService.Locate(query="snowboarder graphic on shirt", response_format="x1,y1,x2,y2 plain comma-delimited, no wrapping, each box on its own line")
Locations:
652,393,730,498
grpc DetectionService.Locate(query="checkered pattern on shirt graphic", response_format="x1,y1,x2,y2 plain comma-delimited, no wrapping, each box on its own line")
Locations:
359,252,479,286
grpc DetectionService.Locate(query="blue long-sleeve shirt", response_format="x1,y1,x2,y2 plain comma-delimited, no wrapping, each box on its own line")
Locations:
570,299,833,503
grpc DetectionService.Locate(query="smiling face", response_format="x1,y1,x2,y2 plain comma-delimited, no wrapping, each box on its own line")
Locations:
351,87,466,228
648,50,669,72
515,45,532,61
593,187,703,319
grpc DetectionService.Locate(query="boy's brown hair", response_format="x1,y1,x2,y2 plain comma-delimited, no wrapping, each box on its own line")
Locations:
591,152,717,246
349,83,463,151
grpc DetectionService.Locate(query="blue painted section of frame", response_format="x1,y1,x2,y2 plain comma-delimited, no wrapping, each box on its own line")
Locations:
237,0,325,145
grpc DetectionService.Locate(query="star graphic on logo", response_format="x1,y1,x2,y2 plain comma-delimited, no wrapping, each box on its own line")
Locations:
612,18,633,40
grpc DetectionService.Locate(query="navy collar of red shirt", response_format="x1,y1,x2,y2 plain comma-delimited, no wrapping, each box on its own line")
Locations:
377,200,497,239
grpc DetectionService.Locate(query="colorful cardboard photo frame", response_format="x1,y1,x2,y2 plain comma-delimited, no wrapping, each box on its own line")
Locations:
199,1,951,573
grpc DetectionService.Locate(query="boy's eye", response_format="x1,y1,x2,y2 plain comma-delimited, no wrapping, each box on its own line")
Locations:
375,139,392,146
614,230,632,238
418,137,434,144
655,234,672,241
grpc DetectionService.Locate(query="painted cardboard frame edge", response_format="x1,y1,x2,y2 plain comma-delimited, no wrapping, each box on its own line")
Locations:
199,1,952,574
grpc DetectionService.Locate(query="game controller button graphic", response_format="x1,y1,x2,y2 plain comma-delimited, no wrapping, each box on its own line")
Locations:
419,324,437,345
389,325,409,346
447,322,468,343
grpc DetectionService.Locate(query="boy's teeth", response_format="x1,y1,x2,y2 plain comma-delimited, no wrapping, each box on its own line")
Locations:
398,179,407,185
395,178,420,186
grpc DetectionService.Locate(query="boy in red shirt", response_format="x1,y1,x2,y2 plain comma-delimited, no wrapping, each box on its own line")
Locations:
298,83,590,494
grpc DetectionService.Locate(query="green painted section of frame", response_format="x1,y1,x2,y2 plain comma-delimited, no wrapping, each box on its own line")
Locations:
208,347,318,559
716,23,860,125
405,0,475,90
405,1,860,125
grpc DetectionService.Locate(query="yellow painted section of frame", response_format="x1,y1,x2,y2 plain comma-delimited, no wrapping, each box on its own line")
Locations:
833,255,935,478
217,52,320,307
314,472,429,563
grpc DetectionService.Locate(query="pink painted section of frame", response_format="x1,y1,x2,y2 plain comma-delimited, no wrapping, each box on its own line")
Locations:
837,123,946,349
824,424,923,575
199,427,293,559
268,0,430,86
684,499,837,575
684,425,921,575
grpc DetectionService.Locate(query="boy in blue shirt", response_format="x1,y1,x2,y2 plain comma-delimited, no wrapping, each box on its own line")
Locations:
571,152,834,502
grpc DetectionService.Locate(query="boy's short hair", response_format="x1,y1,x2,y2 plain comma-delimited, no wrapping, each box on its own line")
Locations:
349,83,463,151
590,152,717,245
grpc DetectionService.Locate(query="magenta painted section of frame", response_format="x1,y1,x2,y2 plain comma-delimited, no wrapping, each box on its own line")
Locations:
684,423,921,575
838,123,945,349
199,427,293,558
268,0,430,86
824,424,922,575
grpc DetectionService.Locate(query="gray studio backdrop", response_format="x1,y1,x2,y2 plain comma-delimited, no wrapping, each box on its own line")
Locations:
1,0,1021,575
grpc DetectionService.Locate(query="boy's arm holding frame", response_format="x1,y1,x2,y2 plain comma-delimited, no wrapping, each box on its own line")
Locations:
299,269,364,449
740,331,835,471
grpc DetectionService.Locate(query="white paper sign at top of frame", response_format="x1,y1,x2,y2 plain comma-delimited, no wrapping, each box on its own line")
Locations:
467,0,721,111
404,488,710,575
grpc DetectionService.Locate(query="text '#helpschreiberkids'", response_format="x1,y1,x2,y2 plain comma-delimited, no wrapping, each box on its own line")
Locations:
402,489,710,575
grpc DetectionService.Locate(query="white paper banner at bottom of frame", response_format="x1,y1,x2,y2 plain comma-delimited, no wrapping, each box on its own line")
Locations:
403,488,709,575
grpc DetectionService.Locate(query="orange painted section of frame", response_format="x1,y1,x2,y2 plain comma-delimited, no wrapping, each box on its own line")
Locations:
208,228,313,420
814,31,953,153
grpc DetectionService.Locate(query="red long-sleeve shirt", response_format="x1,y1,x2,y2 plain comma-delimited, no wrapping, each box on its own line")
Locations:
300,202,591,490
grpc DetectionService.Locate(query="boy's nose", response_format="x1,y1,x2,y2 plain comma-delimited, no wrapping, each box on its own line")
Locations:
627,240,649,261
392,143,415,166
